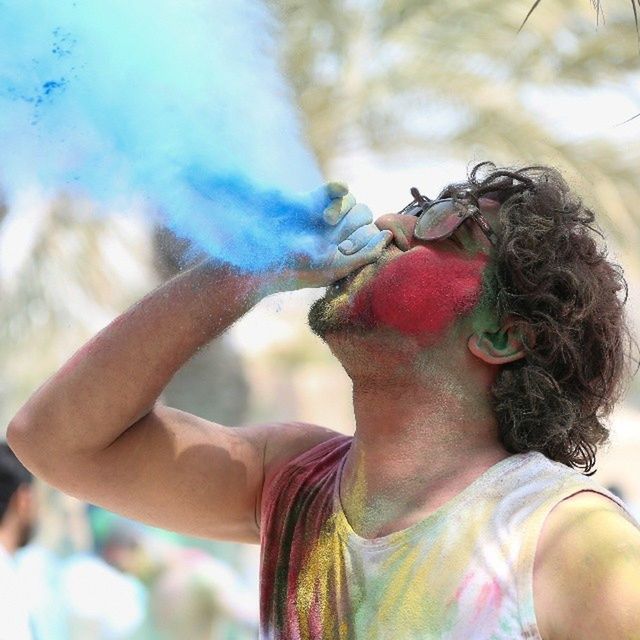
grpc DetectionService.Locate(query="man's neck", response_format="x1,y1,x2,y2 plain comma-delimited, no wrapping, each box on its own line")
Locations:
336,335,510,538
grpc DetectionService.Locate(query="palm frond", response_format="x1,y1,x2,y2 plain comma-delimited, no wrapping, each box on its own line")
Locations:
591,0,605,26
521,0,638,39
616,111,640,125
518,0,544,33
631,0,640,51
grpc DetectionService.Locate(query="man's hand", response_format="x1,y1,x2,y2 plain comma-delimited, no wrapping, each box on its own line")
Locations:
271,182,392,292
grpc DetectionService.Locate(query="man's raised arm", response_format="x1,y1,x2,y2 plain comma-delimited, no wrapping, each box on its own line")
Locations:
8,262,282,542
6,185,391,543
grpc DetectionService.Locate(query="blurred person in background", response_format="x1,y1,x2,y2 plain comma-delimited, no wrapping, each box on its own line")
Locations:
0,443,36,640
7,163,640,639
14,489,99,640
58,524,147,640
16,497,146,640
91,510,257,639
147,544,258,639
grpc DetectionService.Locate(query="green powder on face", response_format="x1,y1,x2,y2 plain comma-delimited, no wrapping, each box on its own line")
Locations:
469,262,501,336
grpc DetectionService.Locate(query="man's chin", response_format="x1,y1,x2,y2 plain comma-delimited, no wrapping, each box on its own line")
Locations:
307,246,404,338
308,297,353,338
307,265,376,338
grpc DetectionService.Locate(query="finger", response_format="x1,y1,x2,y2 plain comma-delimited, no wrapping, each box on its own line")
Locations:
337,223,379,255
326,181,348,199
333,230,392,277
323,192,356,225
307,181,349,214
349,230,393,268
333,202,373,239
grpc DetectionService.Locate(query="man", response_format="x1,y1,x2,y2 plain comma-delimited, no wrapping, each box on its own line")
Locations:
8,162,640,639
0,443,36,640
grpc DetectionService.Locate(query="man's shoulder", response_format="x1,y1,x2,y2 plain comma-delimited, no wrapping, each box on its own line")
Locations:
533,491,640,640
256,422,349,531
262,422,349,481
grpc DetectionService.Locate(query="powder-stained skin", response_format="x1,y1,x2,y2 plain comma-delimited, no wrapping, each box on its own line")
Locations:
347,247,488,344
308,238,489,348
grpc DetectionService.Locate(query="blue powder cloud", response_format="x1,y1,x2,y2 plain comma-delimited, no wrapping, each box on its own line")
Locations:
0,0,326,271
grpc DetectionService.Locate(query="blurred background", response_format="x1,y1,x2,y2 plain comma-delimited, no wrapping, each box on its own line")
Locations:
2,0,640,637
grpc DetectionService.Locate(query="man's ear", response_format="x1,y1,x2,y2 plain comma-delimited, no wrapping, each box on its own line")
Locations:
467,322,527,365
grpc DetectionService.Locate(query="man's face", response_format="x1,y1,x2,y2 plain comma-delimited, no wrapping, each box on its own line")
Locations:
308,191,500,346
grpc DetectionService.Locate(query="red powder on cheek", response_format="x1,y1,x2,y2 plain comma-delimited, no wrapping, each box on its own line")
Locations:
349,248,487,342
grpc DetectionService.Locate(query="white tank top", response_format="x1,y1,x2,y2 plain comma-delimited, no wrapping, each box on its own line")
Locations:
260,437,639,639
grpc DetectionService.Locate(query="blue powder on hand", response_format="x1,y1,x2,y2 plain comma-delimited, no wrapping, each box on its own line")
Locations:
0,0,324,272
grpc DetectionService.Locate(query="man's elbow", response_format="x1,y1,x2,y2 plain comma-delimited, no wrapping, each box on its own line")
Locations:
6,409,70,483
6,412,39,474
6,404,31,446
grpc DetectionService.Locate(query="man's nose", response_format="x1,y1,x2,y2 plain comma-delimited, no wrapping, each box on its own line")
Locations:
375,213,418,251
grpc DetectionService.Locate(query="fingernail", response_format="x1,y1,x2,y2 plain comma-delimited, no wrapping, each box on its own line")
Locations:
327,182,348,198
338,239,355,253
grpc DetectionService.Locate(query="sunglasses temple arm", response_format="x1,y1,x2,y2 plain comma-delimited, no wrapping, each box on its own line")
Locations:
397,187,432,216
471,211,499,246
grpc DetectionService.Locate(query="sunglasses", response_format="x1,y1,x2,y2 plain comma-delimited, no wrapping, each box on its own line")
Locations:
397,187,499,246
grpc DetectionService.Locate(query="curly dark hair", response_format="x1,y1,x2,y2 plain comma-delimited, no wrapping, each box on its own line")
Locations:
461,162,637,474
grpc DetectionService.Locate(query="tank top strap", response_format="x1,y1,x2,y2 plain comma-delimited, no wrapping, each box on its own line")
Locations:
514,466,639,636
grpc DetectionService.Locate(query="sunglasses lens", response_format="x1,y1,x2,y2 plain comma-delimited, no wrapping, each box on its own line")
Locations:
414,200,466,240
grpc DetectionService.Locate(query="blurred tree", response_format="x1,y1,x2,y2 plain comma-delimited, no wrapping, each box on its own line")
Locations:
0,196,157,433
274,0,640,264
0,201,250,434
